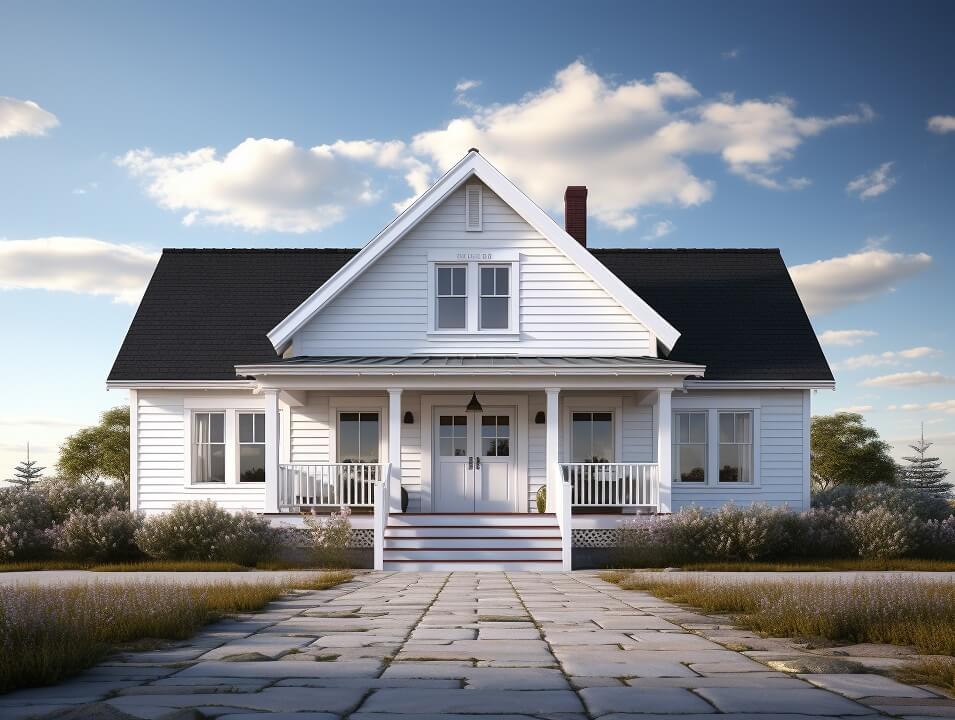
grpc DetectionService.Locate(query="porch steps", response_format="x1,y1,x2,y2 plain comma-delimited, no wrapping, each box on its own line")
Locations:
382,513,563,571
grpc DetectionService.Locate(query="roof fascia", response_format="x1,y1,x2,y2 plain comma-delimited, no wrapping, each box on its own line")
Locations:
234,362,706,378
106,380,257,390
683,379,835,390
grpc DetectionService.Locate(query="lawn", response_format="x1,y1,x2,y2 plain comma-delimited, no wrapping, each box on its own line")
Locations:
0,570,354,693
678,559,955,572
0,560,346,573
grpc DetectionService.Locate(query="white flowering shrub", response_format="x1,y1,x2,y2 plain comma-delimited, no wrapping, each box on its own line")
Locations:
134,500,278,565
304,506,353,567
814,482,952,522
0,488,54,560
702,504,796,561
917,516,955,559
842,506,923,559
39,476,128,523
53,509,142,562
796,507,852,557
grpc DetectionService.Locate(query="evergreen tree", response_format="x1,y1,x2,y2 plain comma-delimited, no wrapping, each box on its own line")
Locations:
9,442,45,488
902,424,952,497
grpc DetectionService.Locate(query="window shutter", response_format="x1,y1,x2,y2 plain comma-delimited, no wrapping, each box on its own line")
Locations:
465,184,482,231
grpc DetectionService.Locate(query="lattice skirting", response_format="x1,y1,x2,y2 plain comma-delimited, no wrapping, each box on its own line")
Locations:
572,528,621,548
280,527,373,549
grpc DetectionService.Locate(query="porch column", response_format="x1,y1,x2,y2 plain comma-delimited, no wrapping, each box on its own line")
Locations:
655,388,673,513
387,388,403,513
545,388,560,513
264,388,280,514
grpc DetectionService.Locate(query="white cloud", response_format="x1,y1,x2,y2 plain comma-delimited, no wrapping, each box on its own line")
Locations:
790,248,932,316
0,96,59,139
0,237,158,304
819,329,878,347
642,219,674,241
412,61,872,230
71,182,98,196
846,161,896,200
835,405,873,413
889,400,955,415
455,79,481,93
722,48,741,60
117,138,430,233
928,115,955,134
862,371,955,387
837,346,941,371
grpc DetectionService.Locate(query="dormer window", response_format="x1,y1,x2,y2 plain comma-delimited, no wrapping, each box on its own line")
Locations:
428,251,519,335
436,265,467,329
479,266,509,330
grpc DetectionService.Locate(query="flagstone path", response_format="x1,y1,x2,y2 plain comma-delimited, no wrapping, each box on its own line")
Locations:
3,571,952,719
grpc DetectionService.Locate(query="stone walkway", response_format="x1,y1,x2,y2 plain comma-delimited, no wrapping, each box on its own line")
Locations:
3,571,952,719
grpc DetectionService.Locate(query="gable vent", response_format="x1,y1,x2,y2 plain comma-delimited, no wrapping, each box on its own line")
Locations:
465,184,483,231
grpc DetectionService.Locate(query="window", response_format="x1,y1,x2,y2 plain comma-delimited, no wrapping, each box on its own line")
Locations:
481,415,510,456
338,412,379,463
673,412,707,483
571,412,613,463
193,412,225,483
439,415,468,457
479,266,510,330
719,411,753,483
238,412,265,482
436,266,467,330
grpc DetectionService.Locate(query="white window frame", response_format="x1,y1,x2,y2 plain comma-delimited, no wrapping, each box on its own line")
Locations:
670,403,760,488
478,264,512,331
672,411,708,484
182,397,273,489
427,251,520,336
192,411,226,485
336,410,382,464
717,410,755,485
561,397,623,464
434,264,468,331
328,396,388,464
237,411,266,483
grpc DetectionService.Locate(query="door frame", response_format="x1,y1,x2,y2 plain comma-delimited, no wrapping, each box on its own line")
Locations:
420,393,528,513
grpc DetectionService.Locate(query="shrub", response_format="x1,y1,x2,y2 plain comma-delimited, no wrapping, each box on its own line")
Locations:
842,506,923,559
795,507,852,558
814,482,951,522
0,488,53,561
702,503,796,561
53,509,142,562
135,500,277,565
536,486,547,514
39,476,128,523
917,516,955,560
304,506,352,567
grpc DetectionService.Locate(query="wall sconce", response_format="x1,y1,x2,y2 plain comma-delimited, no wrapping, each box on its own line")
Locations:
403,411,414,424
535,411,546,424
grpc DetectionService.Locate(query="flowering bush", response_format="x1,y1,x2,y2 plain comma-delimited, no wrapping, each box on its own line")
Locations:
795,507,852,557
702,503,796,561
39,476,128,523
134,500,277,565
53,509,142,562
814,482,952,522
304,506,353,567
0,488,54,561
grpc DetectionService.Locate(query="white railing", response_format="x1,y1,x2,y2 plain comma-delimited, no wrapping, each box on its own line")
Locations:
560,463,659,508
278,463,388,510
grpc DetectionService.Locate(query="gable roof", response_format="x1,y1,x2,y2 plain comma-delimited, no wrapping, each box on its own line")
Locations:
107,248,833,384
267,150,682,352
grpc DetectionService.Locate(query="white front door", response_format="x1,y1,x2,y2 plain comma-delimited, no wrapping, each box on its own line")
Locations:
433,406,517,512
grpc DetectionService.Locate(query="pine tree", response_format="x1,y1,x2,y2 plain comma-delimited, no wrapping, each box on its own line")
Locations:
9,442,45,488
902,424,952,497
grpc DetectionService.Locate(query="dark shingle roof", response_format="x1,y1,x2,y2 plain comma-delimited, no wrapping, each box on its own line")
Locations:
108,247,831,383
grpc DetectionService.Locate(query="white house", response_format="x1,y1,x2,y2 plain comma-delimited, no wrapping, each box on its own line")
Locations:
108,150,833,571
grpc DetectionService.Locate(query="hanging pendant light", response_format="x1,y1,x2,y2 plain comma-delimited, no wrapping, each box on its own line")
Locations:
466,392,483,412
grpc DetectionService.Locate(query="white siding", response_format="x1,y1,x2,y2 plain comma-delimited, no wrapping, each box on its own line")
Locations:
293,181,652,355
528,394,546,510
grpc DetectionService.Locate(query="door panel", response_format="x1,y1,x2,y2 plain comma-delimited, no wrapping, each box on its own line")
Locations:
475,411,514,512
434,413,472,512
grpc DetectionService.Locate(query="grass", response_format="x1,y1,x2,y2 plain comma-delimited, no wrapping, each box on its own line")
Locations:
0,571,354,693
677,559,955,572
602,571,955,656
0,561,89,572
0,559,348,573
896,657,955,693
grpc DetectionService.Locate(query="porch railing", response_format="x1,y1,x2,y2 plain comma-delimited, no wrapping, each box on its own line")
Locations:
560,463,659,508
278,463,388,510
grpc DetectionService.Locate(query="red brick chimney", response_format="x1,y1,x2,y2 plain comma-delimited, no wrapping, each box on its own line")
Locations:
564,186,588,247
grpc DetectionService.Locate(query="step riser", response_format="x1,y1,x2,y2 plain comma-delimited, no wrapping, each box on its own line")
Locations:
388,514,556,527
385,527,560,538
383,550,562,561
383,561,562,571
385,538,560,549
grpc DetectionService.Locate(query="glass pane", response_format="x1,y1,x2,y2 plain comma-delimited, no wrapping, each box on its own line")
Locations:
498,415,510,437
452,267,466,295
437,296,466,329
209,444,225,482
359,413,379,463
209,413,224,444
675,413,687,444
739,445,752,482
454,438,467,456
195,413,209,443
240,445,265,482
339,413,360,463
736,413,752,443
690,413,706,444
572,413,593,462
480,297,508,329
719,445,740,482
437,267,451,295
486,437,509,456
254,413,265,442
496,267,509,295
678,445,706,482
481,267,494,295
592,413,613,463
719,413,735,443
239,414,253,444
439,415,453,429
482,416,496,437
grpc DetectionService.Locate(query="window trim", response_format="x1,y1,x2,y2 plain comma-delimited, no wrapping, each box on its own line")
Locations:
478,264,511,331
427,253,520,336
670,406,760,488
192,410,227,485
237,411,266,483
434,264,468,331
182,398,274,489
672,410,708,485
717,410,755,485
561,397,623,464
327,396,389,464
336,410,382,465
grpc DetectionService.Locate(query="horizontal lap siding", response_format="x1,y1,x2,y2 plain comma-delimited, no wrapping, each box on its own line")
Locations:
294,181,651,355
401,393,423,512
290,394,330,464
622,395,654,463
528,394,545,510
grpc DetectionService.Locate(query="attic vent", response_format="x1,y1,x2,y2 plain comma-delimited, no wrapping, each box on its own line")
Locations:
465,184,483,231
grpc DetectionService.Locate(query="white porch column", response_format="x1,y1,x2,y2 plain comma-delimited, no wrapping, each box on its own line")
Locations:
545,388,560,513
655,388,673,513
387,388,403,513
264,388,280,514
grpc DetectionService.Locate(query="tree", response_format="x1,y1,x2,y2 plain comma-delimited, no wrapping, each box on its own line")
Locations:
811,412,897,491
8,442,45,488
902,424,952,497
57,406,130,484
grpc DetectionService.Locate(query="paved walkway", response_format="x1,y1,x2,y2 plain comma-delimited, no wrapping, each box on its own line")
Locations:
3,571,951,719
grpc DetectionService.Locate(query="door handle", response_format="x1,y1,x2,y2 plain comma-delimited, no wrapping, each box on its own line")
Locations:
468,456,474,470
475,456,481,470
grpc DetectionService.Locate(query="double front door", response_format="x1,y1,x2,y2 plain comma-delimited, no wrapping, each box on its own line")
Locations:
433,406,517,512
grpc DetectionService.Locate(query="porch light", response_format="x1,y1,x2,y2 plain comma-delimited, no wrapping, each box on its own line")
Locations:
466,392,483,412
535,411,545,424
403,411,414,424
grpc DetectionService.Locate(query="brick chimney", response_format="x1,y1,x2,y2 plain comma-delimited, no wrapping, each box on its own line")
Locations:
564,186,588,247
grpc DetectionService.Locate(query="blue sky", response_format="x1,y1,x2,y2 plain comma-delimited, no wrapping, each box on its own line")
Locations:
1,0,954,476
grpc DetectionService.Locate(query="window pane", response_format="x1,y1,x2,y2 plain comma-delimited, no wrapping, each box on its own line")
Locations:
592,413,613,463
571,413,593,462
437,267,451,295
240,445,265,482
736,413,752,443
480,297,508,329
678,445,706,482
195,413,209,443
209,413,224,443
481,416,496,437
690,413,706,444
495,267,509,295
254,413,265,442
437,297,466,329
677,413,689,444
719,413,735,443
452,267,466,295
339,413,360,463
439,438,454,457
481,267,494,295
719,445,740,482
497,415,509,437
359,413,379,463
486,437,509,456
239,413,253,443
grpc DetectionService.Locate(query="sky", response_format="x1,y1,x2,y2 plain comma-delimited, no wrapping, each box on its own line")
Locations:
1,0,954,478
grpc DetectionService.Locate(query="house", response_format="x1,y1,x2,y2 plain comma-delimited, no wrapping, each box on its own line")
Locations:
107,150,833,571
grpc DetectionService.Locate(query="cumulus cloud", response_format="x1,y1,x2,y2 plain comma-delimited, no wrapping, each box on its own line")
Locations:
837,346,941,371
412,61,871,230
928,115,955,134
862,371,955,387
819,329,878,347
790,248,932,316
0,237,159,304
835,405,873,413
889,400,955,414
642,219,674,241
117,138,430,233
0,96,59,138
846,161,896,200
455,79,481,93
